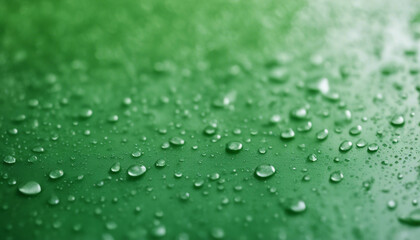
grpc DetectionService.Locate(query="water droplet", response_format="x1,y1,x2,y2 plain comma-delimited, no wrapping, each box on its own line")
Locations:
27,155,38,163
155,159,166,168
339,141,353,152
269,67,289,83
79,109,93,119
330,171,344,183
297,121,312,132
280,128,295,140
286,200,306,214
152,225,166,238
49,169,64,179
387,200,397,210
194,179,204,188
290,107,308,120
110,162,121,173
170,137,185,146
356,139,367,148
316,129,328,140
367,143,379,152
390,115,404,127
255,164,276,178
209,172,220,181
399,209,420,226
32,146,45,153
127,165,147,177
132,150,142,158
349,125,362,135
226,142,243,153
19,181,42,195
307,154,317,162
3,155,16,164
179,192,190,201
48,195,60,205
108,115,119,123
210,227,225,239
203,126,217,136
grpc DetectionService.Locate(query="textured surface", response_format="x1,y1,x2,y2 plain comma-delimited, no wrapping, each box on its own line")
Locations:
1,0,420,239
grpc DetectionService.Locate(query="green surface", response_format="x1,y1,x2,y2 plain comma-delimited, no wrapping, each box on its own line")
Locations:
1,0,420,239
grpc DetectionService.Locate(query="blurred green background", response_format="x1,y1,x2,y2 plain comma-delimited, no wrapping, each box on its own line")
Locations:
1,0,420,239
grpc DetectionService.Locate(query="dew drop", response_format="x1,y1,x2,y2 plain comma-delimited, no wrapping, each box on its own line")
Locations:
367,143,379,152
390,115,405,127
316,129,328,140
226,142,243,153
280,128,295,140
110,162,121,173
307,154,317,162
170,137,185,146
349,125,362,135
330,171,344,183
339,141,353,152
155,159,166,168
127,165,147,177
49,169,64,180
255,164,276,178
3,155,16,164
19,181,42,196
286,200,306,214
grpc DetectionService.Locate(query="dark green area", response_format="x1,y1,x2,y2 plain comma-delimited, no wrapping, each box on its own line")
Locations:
1,0,420,239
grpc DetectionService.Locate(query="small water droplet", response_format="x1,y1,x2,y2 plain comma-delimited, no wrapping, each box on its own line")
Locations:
32,146,45,153
48,195,60,205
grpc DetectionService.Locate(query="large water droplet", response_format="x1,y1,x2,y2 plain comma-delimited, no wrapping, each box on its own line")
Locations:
49,169,64,180
367,143,379,152
307,154,317,162
170,137,185,146
110,162,121,173
390,115,405,127
349,125,362,135
399,209,420,226
339,141,353,152
226,142,243,153
280,128,295,140
19,181,42,195
255,164,276,178
3,155,16,164
127,165,147,177
316,129,328,140
286,200,306,214
330,171,344,183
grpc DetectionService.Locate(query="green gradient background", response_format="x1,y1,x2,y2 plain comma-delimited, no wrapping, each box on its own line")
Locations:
1,0,420,239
